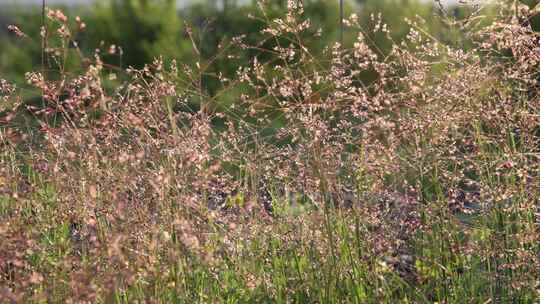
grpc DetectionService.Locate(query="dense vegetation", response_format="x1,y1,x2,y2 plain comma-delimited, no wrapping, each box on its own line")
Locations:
0,0,539,302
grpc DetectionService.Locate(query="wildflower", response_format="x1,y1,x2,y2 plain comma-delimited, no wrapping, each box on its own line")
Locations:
47,9,68,23
7,25,26,38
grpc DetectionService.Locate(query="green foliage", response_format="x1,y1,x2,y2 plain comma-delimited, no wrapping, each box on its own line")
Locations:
0,0,445,86
0,7,43,85
521,0,540,30
86,0,192,68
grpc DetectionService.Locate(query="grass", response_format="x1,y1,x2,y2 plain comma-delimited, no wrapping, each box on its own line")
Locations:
0,1,539,303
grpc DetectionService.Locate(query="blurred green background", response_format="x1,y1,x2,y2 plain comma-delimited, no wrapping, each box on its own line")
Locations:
0,0,538,95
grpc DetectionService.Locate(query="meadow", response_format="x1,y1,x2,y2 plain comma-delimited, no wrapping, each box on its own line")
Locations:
0,1,539,302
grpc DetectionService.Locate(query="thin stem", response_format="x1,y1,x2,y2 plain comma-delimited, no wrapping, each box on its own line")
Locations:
41,0,47,106
340,0,344,45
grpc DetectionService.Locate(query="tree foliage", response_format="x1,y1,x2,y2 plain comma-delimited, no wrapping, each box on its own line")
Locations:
86,0,192,68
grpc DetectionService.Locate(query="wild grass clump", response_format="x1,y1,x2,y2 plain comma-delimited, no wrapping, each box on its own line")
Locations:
1,0,539,302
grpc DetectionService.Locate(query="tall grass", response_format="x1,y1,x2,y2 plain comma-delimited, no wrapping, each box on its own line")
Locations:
0,0,539,302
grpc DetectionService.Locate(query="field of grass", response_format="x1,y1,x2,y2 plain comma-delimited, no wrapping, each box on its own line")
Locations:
0,1,539,303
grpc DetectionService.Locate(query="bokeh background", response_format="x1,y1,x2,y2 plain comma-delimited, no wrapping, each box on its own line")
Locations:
0,0,538,95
